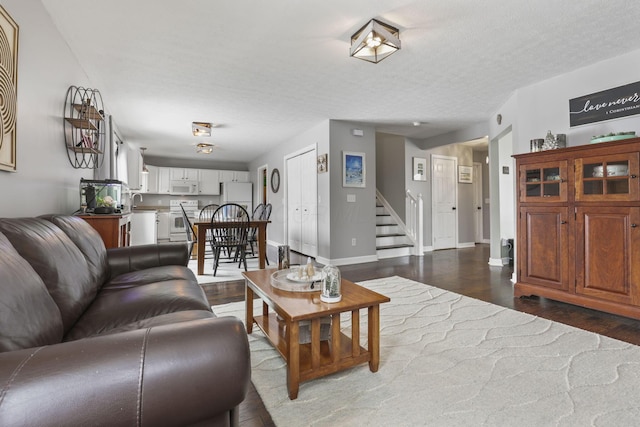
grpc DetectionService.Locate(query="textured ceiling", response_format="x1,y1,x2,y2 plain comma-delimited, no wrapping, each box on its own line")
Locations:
41,0,640,162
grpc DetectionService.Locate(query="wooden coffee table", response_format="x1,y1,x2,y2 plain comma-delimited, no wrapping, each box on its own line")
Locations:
242,269,390,399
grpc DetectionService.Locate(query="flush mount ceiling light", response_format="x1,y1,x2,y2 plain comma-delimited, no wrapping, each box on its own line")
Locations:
192,122,213,137
196,143,214,154
350,18,401,63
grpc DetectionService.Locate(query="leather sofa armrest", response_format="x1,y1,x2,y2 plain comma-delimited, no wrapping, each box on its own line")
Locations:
0,317,250,427
107,241,190,277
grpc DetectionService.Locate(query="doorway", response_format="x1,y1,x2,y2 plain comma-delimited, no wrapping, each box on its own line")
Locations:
257,164,268,205
473,161,484,243
431,154,458,250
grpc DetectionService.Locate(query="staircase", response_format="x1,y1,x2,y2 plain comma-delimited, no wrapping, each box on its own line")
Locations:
376,202,414,259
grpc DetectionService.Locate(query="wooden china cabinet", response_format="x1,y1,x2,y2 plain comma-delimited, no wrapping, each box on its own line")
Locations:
514,137,640,320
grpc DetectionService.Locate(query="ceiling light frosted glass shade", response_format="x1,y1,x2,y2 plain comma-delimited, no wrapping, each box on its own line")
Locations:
192,122,212,137
350,19,401,63
196,143,214,154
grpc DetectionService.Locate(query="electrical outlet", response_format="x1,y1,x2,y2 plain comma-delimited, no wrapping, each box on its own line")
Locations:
351,238,356,246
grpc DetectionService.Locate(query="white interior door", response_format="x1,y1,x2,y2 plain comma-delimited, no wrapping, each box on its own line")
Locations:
432,154,457,250
300,150,317,257
286,147,317,256
287,155,302,252
473,162,484,243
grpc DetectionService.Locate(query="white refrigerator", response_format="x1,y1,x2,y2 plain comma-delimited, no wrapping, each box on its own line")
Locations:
221,182,253,214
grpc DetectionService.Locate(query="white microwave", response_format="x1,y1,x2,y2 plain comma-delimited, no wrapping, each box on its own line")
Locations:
170,180,199,195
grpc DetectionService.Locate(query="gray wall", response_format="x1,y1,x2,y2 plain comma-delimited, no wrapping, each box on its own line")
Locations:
328,121,376,262
376,133,406,218
0,1,94,217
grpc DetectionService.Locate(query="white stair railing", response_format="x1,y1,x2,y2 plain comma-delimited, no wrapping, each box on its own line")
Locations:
406,190,424,256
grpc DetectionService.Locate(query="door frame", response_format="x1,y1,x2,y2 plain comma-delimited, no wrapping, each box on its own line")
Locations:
256,163,268,205
473,161,484,243
431,154,458,250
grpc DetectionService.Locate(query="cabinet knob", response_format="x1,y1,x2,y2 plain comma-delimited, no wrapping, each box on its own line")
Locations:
560,220,567,224
452,207,456,210
632,224,638,228
631,175,638,179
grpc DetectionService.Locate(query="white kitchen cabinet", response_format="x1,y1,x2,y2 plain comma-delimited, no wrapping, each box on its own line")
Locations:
198,169,221,195
157,167,171,194
130,211,157,245
219,170,250,183
157,211,170,241
170,168,199,181
146,165,159,193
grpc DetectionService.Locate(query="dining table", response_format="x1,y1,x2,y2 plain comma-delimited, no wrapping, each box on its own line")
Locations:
193,219,270,275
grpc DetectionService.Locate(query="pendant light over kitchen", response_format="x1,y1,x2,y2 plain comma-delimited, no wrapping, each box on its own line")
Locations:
140,147,149,174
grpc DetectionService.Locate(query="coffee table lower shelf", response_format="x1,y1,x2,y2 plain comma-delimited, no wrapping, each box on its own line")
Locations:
253,312,371,383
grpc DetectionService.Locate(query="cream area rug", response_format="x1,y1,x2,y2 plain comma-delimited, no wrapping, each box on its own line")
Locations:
213,276,640,427
189,255,262,284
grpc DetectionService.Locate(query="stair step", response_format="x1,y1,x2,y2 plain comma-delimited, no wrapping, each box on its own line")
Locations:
376,243,414,250
376,233,406,238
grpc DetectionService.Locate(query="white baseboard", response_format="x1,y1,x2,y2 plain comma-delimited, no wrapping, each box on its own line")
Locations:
316,255,379,266
457,242,475,249
488,257,504,267
422,245,433,252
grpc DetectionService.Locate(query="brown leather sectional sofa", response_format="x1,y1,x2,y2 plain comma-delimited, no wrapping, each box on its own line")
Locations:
0,215,250,426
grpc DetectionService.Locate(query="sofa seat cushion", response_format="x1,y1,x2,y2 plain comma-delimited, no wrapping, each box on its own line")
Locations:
65,280,212,341
0,218,98,333
0,233,63,352
102,265,196,290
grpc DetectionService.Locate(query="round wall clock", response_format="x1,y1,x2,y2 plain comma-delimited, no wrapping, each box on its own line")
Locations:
270,168,280,193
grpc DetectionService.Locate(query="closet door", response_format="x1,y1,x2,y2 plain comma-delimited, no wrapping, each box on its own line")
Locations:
287,154,302,252
300,150,318,257
286,148,317,257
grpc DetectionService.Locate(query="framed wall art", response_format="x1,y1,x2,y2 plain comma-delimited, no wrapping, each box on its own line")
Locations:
342,151,365,188
458,165,473,183
317,153,328,173
0,5,18,172
413,157,427,181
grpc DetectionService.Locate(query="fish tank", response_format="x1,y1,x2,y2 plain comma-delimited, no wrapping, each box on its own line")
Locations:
80,179,127,214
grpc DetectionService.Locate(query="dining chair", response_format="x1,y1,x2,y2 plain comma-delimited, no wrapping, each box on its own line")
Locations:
247,203,265,258
198,204,219,259
180,203,196,259
210,203,250,276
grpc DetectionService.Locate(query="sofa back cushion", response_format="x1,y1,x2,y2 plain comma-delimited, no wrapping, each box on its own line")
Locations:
0,232,63,351
0,218,99,333
43,215,109,287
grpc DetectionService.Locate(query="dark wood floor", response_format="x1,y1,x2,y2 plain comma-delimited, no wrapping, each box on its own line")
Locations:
202,244,640,427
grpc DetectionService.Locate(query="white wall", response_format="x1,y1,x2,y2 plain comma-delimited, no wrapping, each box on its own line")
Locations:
0,1,96,217
497,131,514,240
491,49,640,155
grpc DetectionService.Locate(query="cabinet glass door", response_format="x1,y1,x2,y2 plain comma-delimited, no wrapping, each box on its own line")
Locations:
520,161,567,202
576,154,639,201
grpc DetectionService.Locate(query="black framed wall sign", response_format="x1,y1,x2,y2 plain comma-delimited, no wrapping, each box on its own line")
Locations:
569,81,640,127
